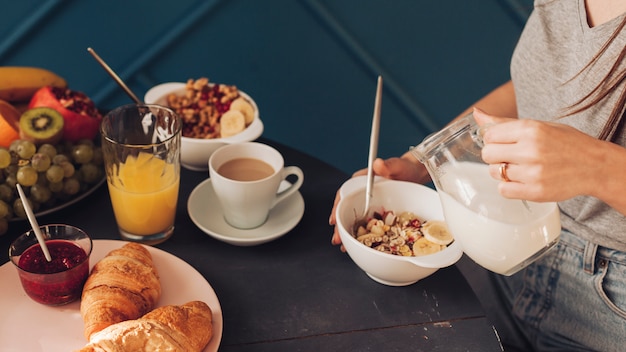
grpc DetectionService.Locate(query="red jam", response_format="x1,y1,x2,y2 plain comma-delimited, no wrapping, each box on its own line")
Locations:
17,240,89,305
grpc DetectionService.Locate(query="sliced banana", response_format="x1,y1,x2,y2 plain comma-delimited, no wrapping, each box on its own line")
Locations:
230,97,255,125
412,237,443,256
421,220,454,245
220,110,246,138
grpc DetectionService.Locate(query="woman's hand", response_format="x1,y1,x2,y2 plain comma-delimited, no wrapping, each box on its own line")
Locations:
474,108,607,202
329,155,429,250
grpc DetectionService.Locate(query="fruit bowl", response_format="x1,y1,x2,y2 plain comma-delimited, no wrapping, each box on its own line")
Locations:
0,68,106,234
144,81,263,171
335,176,463,286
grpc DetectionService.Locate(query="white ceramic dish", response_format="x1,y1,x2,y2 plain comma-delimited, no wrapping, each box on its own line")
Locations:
144,82,264,171
188,178,304,246
336,176,463,286
0,239,223,351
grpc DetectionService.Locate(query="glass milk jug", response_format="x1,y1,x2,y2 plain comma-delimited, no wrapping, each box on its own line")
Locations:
410,113,561,276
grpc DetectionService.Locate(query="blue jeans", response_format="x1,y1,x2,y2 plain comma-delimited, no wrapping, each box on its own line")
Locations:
457,230,626,351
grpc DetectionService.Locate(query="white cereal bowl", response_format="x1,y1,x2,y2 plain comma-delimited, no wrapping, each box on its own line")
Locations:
144,82,264,171
336,176,463,286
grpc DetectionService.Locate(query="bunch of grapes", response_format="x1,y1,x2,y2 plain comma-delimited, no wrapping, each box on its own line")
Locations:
0,139,105,236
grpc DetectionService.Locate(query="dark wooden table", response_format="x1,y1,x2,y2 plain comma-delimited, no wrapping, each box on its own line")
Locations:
0,139,503,352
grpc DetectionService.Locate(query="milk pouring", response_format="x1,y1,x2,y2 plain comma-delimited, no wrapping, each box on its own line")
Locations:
411,113,561,276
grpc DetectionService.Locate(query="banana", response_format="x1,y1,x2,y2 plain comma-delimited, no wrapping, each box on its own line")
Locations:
421,220,454,245
412,237,445,256
219,110,246,138
230,97,255,125
0,66,67,103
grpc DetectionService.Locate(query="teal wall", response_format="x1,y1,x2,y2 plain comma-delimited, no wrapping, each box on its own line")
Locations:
0,0,532,174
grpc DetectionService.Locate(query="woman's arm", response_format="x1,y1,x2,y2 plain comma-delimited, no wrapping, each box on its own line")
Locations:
395,80,518,170
454,80,518,120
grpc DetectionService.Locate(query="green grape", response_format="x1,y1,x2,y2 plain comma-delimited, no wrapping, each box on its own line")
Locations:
92,147,104,165
9,139,21,153
56,140,73,155
31,153,52,172
37,143,57,158
31,199,40,212
36,173,49,186
73,169,84,183
17,166,38,186
0,148,11,168
0,199,9,218
0,218,7,236
4,174,17,189
80,163,101,183
49,181,63,193
16,140,36,160
9,151,19,165
59,161,75,178
30,184,52,203
71,144,94,164
5,164,18,176
76,139,94,147
46,165,65,183
13,198,28,218
63,177,80,195
52,154,69,165
0,184,13,203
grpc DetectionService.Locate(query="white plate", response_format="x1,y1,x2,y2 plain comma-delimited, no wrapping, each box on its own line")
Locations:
0,239,223,351
188,178,305,246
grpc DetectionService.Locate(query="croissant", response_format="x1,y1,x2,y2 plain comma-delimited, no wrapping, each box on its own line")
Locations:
80,242,161,340
77,301,213,352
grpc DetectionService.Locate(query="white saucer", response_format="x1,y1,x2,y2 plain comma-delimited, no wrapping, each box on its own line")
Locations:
188,178,305,246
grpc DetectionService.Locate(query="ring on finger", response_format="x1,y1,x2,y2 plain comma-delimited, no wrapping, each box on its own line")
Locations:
499,162,510,182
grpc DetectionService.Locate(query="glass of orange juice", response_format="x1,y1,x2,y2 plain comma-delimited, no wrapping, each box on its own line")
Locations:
100,104,182,245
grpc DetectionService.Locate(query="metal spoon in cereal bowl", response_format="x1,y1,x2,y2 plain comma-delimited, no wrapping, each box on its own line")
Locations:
352,75,383,234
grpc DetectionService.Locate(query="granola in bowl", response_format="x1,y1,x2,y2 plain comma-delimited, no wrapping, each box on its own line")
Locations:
165,78,255,139
144,79,263,171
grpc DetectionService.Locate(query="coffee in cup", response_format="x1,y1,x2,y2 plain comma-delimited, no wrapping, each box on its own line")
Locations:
209,142,304,229
217,158,274,181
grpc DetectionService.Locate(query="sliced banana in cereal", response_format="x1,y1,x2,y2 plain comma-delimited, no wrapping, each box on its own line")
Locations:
421,220,454,245
230,97,255,125
412,237,444,256
220,110,246,137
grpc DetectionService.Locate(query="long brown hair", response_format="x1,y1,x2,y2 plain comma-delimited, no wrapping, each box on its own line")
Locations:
564,16,626,141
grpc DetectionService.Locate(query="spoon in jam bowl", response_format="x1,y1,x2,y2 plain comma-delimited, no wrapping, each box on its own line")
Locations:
16,184,51,262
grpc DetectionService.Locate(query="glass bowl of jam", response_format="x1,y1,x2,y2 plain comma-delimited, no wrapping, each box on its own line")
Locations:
9,224,92,305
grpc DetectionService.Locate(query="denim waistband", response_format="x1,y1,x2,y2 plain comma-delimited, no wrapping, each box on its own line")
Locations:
557,230,626,273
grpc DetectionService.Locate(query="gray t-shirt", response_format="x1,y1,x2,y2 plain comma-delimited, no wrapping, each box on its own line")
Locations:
511,0,626,250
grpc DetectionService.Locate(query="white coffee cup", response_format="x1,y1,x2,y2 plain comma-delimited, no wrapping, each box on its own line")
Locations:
208,142,304,229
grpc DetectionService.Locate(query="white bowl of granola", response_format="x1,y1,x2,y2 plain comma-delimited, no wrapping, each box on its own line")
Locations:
144,79,263,171
336,176,463,286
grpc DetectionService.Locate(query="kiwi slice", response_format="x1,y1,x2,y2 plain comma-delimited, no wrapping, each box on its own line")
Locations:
19,107,64,145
